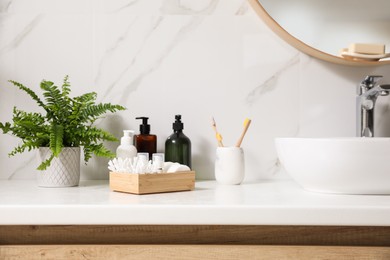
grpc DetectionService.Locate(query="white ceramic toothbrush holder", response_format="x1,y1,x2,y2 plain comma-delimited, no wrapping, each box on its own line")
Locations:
215,147,245,185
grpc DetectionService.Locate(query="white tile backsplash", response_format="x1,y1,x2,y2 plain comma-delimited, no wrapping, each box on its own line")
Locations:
1,0,390,181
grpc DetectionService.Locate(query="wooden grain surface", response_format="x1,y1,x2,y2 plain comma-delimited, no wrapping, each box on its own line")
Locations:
1,245,390,260
110,172,195,194
1,225,390,246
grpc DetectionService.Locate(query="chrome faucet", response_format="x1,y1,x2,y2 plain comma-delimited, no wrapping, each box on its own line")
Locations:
357,75,390,137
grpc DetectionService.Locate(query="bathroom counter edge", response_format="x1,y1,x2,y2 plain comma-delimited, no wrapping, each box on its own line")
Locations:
0,179,389,226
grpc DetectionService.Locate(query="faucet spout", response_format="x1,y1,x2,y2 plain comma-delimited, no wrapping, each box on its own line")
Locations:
362,84,390,99
356,75,390,137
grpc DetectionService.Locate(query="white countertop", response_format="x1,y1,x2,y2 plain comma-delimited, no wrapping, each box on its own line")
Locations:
1,179,390,226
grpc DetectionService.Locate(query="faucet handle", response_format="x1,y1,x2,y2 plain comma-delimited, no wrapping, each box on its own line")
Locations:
361,75,382,88
358,75,383,95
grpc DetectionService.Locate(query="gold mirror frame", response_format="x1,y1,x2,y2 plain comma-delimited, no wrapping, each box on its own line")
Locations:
248,0,390,66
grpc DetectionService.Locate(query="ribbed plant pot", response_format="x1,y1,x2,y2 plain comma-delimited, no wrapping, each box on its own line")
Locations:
37,147,81,187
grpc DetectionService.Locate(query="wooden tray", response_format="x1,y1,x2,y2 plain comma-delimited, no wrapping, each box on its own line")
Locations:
109,171,195,195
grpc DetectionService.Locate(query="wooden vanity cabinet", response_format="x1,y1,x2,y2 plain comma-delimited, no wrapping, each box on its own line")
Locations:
1,225,390,259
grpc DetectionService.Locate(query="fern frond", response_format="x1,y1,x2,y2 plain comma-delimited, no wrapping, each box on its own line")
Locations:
50,124,64,157
40,80,71,122
0,122,12,134
98,129,118,142
83,146,93,163
8,139,43,157
40,80,61,106
9,80,47,111
74,92,97,104
83,143,115,163
61,75,71,97
68,93,97,123
80,103,125,122
3,108,49,143
40,80,54,89
60,76,73,114
37,153,55,170
33,133,50,147
80,127,118,144
93,144,115,158
9,144,29,157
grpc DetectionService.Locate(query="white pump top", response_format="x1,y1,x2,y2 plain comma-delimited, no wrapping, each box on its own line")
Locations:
116,130,137,160
121,130,134,146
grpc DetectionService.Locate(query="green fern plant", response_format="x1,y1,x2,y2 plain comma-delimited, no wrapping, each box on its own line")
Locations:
0,76,126,170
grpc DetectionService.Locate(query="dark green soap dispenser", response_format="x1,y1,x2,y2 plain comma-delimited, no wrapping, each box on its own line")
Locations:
165,115,192,168
135,117,157,160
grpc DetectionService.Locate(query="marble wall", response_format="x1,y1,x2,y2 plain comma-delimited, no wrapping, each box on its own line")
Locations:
1,0,390,181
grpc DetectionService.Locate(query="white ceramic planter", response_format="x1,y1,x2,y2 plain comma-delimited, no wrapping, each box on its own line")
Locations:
37,147,81,187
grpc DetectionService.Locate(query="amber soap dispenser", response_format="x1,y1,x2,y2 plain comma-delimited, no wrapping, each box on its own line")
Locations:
134,117,157,159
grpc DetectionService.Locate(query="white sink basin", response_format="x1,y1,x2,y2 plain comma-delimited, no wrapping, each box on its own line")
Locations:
275,137,390,194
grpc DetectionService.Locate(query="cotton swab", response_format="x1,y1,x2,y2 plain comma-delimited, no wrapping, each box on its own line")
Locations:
235,118,251,147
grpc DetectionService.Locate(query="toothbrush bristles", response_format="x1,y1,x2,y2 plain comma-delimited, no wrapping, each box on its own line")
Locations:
211,117,224,147
235,118,251,147
211,117,216,127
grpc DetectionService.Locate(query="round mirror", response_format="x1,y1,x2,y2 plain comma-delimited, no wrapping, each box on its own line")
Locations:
249,0,390,66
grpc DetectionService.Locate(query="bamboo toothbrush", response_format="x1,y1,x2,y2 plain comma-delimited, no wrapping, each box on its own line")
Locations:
211,117,224,147
235,118,251,147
